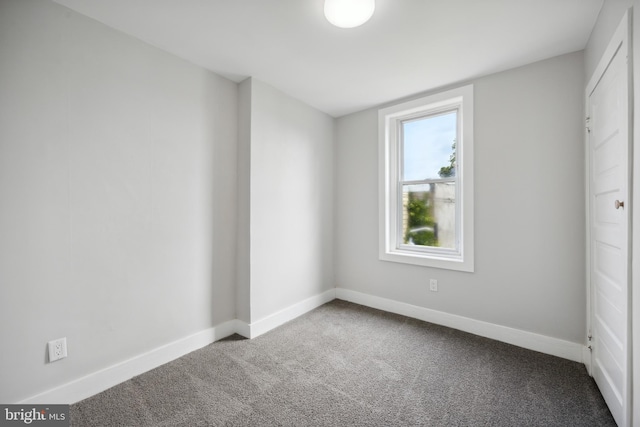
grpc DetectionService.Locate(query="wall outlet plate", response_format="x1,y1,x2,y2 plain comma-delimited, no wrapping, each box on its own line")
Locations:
429,279,438,292
48,337,67,362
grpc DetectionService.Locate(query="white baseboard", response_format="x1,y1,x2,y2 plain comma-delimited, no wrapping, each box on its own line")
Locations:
244,288,336,339
582,346,593,374
233,318,251,339
19,320,238,405
335,288,586,363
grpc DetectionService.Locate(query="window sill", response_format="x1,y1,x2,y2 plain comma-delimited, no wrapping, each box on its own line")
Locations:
379,249,474,272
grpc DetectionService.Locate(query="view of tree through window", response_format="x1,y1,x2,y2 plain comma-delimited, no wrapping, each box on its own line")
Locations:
401,111,457,249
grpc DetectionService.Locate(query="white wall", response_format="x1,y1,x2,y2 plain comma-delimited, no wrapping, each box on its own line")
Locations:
240,78,334,323
0,0,238,403
335,52,586,344
236,79,252,324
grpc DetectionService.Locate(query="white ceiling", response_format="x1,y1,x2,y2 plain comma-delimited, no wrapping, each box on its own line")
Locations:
53,0,603,117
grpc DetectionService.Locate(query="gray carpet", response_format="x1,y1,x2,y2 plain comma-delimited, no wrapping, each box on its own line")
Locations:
71,300,615,426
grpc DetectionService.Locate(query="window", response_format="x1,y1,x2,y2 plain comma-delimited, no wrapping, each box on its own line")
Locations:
379,85,474,271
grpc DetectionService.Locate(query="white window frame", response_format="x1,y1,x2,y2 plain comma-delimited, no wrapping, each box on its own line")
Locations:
378,85,474,272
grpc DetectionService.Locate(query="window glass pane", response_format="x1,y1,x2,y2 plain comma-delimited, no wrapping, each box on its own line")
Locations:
402,111,457,181
402,183,456,249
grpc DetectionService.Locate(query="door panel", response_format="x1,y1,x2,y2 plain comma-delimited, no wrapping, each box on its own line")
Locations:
595,190,620,225
588,16,630,426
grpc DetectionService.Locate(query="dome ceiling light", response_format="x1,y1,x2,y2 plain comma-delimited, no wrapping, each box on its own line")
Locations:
324,0,375,28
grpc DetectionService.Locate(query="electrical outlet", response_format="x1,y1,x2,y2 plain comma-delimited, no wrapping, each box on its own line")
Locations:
48,337,67,363
429,279,438,292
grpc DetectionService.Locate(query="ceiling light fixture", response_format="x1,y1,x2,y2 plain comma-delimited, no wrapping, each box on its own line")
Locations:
324,0,375,29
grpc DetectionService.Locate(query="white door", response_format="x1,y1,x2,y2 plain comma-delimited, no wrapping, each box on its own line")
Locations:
587,12,631,427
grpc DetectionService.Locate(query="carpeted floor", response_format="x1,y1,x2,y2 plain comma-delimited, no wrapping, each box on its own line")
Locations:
71,300,615,426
